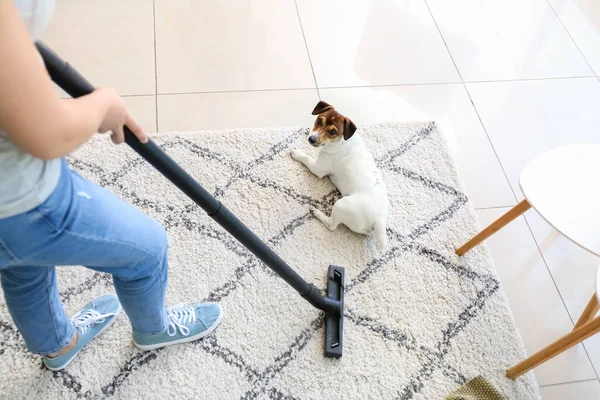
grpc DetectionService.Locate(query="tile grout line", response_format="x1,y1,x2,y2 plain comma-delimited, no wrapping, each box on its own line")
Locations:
465,75,595,84
539,377,600,388
293,0,320,99
474,205,518,211
118,75,596,100
152,0,159,133
544,0,598,76
156,87,317,96
422,0,598,381
422,0,516,203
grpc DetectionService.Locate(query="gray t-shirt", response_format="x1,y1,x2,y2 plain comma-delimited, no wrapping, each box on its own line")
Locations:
0,0,60,219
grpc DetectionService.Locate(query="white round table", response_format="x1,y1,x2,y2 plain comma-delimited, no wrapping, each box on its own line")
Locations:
455,143,600,378
505,144,600,380
519,144,600,257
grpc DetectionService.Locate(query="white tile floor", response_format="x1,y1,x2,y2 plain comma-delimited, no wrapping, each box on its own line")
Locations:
41,0,600,397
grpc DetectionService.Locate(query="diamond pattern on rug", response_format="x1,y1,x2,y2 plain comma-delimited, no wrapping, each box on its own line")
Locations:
0,123,539,399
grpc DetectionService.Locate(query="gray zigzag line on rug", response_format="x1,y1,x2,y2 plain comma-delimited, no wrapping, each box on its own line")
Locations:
385,164,464,198
69,136,238,189
342,239,502,354
100,336,262,397
203,211,313,303
100,350,160,397
407,242,499,288
174,137,242,170
347,195,468,292
198,336,262,382
407,195,468,241
339,241,500,365
345,308,418,351
60,272,113,302
100,136,241,187
53,370,95,399
101,313,321,400
0,320,34,358
375,122,436,168
268,387,300,400
176,215,251,258
214,128,310,198
240,315,325,400
66,138,179,187
244,174,326,210
441,364,468,386
396,278,500,400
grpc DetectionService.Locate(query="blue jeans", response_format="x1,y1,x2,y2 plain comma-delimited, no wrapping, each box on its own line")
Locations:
0,159,169,355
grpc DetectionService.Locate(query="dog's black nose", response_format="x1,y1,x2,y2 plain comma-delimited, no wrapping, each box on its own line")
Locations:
308,136,317,145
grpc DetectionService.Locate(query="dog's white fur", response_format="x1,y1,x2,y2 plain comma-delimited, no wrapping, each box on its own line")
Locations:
291,131,389,250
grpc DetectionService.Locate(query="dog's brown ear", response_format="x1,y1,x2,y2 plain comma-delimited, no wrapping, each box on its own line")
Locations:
343,118,357,140
312,101,334,115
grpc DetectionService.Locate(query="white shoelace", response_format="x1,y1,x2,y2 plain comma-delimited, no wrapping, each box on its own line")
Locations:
70,309,115,334
166,304,197,337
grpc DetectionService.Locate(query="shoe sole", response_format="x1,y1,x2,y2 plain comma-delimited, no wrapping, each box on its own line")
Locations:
133,304,224,351
44,304,123,372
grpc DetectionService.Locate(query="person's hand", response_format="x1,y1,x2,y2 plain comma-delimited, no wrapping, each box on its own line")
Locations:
96,87,148,145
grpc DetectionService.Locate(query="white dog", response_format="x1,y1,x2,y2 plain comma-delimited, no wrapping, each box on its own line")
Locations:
291,101,389,250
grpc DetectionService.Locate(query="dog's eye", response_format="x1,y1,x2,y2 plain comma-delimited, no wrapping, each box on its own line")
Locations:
318,118,325,125
329,129,337,136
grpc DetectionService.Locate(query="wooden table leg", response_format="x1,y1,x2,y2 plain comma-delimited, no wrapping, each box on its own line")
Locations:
456,199,531,256
574,293,600,330
506,316,600,380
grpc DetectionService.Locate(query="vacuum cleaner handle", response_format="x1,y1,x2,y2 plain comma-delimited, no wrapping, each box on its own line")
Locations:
36,43,137,144
35,42,221,214
37,43,148,149
36,41,344,358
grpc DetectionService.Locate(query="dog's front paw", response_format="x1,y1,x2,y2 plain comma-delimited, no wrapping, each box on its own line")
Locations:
290,148,305,161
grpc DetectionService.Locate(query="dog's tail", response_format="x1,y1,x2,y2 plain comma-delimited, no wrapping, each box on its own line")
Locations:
374,219,388,251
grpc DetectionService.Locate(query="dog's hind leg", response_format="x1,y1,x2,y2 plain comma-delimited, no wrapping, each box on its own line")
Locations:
313,209,339,231
313,197,354,231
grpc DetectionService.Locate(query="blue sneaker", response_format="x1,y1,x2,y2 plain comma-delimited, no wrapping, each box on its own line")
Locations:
132,303,223,351
43,294,122,371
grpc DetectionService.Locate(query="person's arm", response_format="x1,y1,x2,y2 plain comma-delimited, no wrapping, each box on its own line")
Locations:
0,0,147,161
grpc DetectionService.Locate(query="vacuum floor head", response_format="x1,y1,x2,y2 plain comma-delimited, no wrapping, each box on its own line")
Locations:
325,265,344,358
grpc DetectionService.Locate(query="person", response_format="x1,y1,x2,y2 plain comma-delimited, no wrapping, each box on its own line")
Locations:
0,0,223,371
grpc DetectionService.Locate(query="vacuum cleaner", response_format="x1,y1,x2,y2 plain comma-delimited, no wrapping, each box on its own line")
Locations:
35,42,345,358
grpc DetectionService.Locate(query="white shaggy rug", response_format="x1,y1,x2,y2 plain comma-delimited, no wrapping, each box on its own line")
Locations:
0,122,540,399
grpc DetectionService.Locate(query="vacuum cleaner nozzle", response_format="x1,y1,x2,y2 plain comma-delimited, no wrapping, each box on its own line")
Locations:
324,265,344,358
